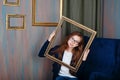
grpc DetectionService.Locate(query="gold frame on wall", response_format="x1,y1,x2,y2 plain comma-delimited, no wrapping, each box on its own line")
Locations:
3,0,20,6
44,16,97,72
6,14,25,30
32,0,63,26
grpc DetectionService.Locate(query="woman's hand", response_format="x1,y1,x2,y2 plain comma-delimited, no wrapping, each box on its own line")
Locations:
82,49,90,61
48,30,56,41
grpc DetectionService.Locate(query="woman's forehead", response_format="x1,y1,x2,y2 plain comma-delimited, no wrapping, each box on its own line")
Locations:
71,35,81,40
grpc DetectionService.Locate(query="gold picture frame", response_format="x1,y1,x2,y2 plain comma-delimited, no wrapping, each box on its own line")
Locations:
32,0,63,26
3,0,20,6
44,16,97,72
6,14,25,30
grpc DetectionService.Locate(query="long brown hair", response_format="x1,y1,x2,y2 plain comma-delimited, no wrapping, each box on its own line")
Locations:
53,31,84,67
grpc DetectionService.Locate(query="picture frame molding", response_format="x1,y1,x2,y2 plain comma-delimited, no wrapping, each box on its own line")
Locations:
32,0,63,26
6,14,25,30
3,0,20,6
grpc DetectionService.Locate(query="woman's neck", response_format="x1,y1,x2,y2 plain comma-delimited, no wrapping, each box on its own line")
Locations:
66,47,73,52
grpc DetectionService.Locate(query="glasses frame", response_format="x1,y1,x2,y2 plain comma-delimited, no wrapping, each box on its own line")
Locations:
44,16,97,72
69,37,80,45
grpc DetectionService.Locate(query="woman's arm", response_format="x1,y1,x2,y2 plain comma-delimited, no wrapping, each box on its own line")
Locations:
38,31,56,57
82,49,90,61
38,40,50,57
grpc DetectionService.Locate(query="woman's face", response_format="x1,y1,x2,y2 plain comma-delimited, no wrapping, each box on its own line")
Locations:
67,35,81,48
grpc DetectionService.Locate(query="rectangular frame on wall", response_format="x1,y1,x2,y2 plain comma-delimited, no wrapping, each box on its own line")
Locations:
3,0,20,6
32,0,63,26
44,16,97,72
6,14,25,30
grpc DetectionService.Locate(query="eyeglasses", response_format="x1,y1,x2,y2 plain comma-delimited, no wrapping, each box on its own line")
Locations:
69,37,80,44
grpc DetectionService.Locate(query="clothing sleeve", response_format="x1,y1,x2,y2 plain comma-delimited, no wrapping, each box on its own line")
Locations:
76,61,86,76
38,40,59,57
38,40,50,57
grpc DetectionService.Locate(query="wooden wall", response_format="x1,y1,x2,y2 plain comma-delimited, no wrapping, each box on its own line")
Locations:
0,0,59,80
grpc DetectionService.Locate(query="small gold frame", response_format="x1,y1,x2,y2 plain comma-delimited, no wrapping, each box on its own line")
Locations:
6,14,25,30
3,0,20,6
32,0,63,26
45,16,97,72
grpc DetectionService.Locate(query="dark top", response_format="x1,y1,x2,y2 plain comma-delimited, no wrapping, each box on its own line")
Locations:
38,40,86,80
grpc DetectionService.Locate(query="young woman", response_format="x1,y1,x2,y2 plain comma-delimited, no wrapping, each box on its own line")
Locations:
38,31,90,80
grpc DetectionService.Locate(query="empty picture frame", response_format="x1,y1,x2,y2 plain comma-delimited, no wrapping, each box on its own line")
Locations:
44,16,97,72
3,0,20,6
6,14,25,30
32,0,63,26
